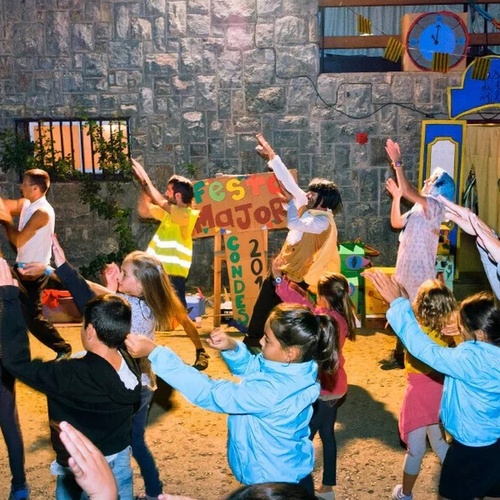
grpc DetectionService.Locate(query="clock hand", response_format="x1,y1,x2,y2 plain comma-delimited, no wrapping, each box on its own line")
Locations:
431,24,441,45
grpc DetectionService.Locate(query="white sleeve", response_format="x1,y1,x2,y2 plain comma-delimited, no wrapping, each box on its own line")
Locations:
268,156,308,208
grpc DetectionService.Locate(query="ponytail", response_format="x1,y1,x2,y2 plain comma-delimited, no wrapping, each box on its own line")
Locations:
269,304,340,373
317,272,357,341
315,313,340,374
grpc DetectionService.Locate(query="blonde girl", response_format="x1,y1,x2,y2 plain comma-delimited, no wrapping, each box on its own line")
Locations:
100,251,209,500
391,279,457,500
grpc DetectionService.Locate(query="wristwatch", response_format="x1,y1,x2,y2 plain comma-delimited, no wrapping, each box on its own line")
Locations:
394,160,403,168
272,276,283,285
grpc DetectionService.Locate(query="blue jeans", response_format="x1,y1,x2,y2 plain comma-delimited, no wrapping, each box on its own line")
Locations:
309,398,340,486
0,361,26,491
169,275,187,309
55,446,133,500
132,387,163,496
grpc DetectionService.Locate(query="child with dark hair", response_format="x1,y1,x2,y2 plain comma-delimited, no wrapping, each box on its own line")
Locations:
126,303,340,494
244,134,342,348
0,257,141,500
366,271,500,500
226,482,316,500
272,259,355,500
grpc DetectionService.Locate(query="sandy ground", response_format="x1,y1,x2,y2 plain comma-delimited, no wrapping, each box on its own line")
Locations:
0,314,443,500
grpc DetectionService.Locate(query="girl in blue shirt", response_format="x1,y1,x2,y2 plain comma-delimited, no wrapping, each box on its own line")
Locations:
126,303,340,494
365,270,500,500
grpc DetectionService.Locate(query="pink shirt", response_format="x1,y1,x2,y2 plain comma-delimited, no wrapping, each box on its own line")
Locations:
275,281,348,398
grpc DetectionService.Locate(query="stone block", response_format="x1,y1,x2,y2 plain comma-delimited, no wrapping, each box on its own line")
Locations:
188,0,209,15
153,18,166,51
187,14,210,37
255,23,274,47
146,0,166,16
276,16,308,45
226,25,254,51
283,0,316,15
212,0,255,23
167,2,187,37
218,51,243,89
143,52,178,76
182,111,207,142
246,86,286,113
109,40,142,68
256,0,280,17
195,75,217,110
275,44,318,78
71,24,94,51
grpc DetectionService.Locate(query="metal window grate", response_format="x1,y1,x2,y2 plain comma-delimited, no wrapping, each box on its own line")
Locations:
15,117,131,177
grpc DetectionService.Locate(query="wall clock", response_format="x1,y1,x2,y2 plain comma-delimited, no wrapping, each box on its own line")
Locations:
403,11,469,72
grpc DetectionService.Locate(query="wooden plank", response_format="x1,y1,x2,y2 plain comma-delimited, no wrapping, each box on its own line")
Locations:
319,0,500,6
321,33,500,49
213,234,223,327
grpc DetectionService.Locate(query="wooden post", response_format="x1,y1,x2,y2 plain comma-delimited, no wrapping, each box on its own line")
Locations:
213,233,224,327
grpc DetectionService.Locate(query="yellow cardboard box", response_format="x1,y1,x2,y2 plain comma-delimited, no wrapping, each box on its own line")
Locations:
364,267,396,318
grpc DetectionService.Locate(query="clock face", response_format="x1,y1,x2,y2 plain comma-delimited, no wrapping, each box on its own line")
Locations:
406,12,468,71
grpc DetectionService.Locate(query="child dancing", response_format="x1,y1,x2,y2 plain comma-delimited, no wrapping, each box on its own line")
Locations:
388,279,457,500
272,259,355,500
126,303,340,494
365,270,500,500
50,237,207,500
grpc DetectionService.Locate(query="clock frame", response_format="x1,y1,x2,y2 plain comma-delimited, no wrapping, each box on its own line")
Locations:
402,12,469,72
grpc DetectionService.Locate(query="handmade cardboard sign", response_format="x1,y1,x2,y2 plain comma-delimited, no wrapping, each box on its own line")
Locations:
192,172,293,238
192,171,296,326
223,229,267,326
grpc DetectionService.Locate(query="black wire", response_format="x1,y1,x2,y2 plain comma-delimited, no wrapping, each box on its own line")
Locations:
257,45,440,120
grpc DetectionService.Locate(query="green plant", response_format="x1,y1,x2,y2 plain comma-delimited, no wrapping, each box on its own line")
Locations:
0,129,36,175
0,127,77,181
78,121,135,279
184,162,199,179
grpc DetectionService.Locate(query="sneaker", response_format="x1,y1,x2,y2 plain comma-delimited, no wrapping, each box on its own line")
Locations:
193,349,210,371
379,356,405,370
9,486,30,500
391,484,413,500
316,490,335,500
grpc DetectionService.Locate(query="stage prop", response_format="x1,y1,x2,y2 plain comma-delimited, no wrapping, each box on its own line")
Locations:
448,55,500,119
419,120,466,261
192,171,294,327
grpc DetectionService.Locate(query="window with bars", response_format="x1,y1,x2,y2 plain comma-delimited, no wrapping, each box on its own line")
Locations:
14,117,131,177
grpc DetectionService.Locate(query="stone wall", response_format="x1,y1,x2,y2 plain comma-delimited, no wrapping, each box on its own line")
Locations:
0,0,462,292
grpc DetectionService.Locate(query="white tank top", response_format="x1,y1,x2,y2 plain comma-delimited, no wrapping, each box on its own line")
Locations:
17,196,55,265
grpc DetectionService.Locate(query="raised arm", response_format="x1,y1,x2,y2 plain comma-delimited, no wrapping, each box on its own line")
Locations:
51,235,96,313
436,195,476,235
132,159,171,213
256,134,307,206
386,139,428,209
386,177,404,229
